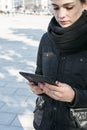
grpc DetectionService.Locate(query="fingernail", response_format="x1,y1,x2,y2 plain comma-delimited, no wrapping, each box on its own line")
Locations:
56,81,59,85
38,83,43,88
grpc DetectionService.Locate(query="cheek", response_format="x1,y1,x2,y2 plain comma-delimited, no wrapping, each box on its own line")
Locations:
70,9,82,23
53,12,59,22
70,15,77,23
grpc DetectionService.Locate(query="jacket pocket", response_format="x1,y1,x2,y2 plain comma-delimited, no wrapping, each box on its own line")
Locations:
71,56,87,88
72,57,87,75
33,96,45,127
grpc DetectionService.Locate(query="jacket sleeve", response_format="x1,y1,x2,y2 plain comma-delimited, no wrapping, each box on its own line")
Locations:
35,33,47,75
68,88,87,108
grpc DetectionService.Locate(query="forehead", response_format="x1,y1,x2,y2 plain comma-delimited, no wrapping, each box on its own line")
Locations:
51,0,77,5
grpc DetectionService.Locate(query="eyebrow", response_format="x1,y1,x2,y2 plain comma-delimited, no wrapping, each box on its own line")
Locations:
52,2,75,7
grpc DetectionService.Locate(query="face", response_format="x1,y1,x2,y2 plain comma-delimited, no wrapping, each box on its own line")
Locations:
51,0,85,27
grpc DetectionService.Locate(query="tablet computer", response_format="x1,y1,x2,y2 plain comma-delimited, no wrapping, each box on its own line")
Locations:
19,71,56,85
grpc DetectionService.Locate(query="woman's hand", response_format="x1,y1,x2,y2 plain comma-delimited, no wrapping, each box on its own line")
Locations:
27,81,44,95
38,81,75,102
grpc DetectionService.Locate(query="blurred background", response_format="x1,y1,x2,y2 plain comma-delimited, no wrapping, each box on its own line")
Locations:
0,0,52,15
0,0,52,130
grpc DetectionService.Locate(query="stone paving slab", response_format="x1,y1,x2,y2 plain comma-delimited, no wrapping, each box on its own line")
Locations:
0,14,52,130
11,114,34,128
0,125,34,130
0,112,16,125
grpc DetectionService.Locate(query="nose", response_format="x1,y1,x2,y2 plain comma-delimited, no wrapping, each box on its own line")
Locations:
58,8,66,19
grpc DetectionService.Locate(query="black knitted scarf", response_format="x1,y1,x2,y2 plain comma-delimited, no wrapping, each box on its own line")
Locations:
48,11,87,53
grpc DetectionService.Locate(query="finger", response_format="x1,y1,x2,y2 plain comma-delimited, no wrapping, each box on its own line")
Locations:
48,90,64,101
32,89,44,95
55,81,59,86
27,81,39,88
44,83,58,91
45,90,58,100
44,83,63,93
31,86,44,94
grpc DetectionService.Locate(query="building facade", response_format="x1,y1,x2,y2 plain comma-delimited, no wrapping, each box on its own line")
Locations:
0,0,51,12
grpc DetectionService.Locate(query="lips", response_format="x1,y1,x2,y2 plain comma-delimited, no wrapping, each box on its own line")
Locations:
60,21,68,25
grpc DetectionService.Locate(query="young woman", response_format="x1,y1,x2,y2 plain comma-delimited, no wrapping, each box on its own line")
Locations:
28,0,87,130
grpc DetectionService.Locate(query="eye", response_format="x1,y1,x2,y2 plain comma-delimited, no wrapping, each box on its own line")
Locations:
66,6,74,10
53,7,59,10
52,5,59,11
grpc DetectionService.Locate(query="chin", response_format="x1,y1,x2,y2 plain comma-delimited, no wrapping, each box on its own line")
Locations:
60,24,72,28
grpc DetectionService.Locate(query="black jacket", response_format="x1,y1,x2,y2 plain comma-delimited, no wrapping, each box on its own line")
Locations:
33,11,87,130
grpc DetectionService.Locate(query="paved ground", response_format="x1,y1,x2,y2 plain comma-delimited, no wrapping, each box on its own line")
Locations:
0,13,51,130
